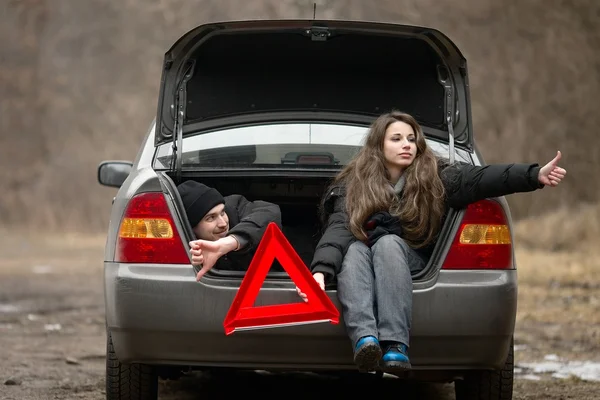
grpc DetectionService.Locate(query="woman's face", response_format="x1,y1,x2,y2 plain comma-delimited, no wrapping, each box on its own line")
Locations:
382,120,417,171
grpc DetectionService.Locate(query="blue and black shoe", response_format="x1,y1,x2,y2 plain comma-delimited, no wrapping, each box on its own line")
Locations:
380,342,412,371
353,336,382,372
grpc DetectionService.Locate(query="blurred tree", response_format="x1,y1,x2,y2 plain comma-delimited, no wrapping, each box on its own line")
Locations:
0,0,49,223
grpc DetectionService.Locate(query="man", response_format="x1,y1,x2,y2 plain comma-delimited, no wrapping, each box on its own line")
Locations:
177,180,282,281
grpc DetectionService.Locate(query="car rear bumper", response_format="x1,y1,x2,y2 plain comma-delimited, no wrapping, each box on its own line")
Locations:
105,263,517,371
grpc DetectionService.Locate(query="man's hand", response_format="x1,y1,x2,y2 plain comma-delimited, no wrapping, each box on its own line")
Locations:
538,150,567,187
189,236,238,281
296,272,325,303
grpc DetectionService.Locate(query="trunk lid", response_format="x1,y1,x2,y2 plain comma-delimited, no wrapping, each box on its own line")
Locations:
155,19,473,156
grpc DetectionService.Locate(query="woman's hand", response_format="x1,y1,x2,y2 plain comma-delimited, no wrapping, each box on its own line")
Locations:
538,151,567,187
296,272,325,302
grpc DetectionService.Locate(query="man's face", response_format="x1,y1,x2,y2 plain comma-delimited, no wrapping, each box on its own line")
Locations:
192,203,229,241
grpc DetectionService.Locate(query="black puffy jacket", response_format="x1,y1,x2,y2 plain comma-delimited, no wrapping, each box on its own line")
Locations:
211,194,282,271
309,161,544,281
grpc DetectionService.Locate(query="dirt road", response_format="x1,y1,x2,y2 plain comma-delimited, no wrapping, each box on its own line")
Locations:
1,231,599,400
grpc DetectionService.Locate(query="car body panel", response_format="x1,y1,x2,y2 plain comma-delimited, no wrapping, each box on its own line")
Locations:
105,264,515,371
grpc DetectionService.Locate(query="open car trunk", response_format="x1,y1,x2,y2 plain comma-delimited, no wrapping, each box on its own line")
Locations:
154,19,475,179
162,173,326,276
159,172,458,283
150,19,476,283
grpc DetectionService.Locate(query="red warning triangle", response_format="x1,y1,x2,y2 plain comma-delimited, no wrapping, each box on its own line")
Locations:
223,222,340,335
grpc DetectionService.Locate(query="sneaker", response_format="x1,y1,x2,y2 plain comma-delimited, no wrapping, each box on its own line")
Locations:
380,342,411,371
353,336,382,372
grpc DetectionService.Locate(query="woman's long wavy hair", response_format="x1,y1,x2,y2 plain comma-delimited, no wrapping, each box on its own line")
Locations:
330,111,446,248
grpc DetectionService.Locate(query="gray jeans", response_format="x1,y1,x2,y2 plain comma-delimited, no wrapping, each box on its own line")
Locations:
336,234,426,348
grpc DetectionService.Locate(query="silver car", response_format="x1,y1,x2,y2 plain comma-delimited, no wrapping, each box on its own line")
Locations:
98,19,516,400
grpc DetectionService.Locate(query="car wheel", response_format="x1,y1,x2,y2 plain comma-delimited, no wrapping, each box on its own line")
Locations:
454,338,514,400
106,332,158,400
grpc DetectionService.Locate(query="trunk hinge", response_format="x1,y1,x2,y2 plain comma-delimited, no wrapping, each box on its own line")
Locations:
445,85,455,165
438,65,455,164
171,62,194,184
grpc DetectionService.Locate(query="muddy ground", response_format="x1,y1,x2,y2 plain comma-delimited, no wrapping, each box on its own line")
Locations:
1,230,599,400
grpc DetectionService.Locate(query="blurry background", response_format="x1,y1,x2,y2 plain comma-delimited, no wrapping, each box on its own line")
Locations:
1,0,599,245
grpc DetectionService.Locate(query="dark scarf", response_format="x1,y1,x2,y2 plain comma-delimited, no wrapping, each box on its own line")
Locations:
363,175,406,247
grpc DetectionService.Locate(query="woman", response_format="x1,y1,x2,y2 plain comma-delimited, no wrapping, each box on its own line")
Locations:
297,111,566,373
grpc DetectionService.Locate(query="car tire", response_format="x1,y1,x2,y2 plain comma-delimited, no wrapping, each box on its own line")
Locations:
106,332,158,400
454,338,514,400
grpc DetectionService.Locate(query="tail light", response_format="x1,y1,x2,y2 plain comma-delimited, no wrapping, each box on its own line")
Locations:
442,200,513,270
115,192,190,264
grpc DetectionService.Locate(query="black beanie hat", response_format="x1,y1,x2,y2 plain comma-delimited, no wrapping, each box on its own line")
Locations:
177,181,225,228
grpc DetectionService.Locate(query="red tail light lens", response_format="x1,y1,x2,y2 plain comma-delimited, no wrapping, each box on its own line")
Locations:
442,200,513,270
115,192,190,264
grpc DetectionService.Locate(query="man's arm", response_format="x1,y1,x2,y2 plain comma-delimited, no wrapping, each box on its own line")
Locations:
190,195,280,281
225,194,282,253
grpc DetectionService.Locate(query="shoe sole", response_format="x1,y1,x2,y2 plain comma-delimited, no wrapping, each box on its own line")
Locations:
354,342,382,372
381,360,412,373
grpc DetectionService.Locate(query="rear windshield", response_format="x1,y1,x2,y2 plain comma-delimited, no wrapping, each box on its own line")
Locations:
153,123,472,170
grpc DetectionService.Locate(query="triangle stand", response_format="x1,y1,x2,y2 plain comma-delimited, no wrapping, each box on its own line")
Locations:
223,223,340,335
